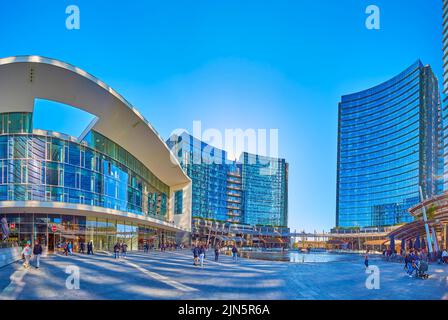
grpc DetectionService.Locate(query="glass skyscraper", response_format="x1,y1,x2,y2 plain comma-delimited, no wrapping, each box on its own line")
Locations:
336,61,442,228
241,152,288,227
167,133,228,222
167,132,288,228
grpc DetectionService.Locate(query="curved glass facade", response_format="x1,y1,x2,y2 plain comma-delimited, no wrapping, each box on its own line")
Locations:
0,127,170,222
337,61,442,228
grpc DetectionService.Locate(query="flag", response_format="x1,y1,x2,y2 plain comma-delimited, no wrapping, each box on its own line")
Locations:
1,217,9,240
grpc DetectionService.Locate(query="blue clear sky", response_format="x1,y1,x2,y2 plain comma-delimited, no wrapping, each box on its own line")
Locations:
0,0,442,232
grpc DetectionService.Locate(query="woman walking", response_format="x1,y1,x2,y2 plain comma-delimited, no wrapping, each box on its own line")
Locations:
364,250,369,269
22,242,32,269
199,245,206,268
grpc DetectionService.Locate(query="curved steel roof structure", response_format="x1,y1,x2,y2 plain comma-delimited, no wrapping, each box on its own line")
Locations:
0,55,189,187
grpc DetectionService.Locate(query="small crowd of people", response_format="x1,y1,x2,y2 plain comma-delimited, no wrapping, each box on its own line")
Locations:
403,249,431,278
21,241,42,269
191,243,239,268
113,241,128,259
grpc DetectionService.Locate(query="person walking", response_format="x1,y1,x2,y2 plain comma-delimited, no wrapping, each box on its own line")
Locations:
192,245,200,266
63,241,68,256
199,245,206,268
22,242,32,269
87,241,92,255
232,244,238,262
121,242,127,259
114,242,121,259
364,250,369,269
33,241,43,269
68,242,74,256
214,244,220,262
79,241,85,254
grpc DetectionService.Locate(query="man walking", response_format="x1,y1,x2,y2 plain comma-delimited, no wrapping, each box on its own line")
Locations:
79,241,85,254
232,244,238,262
33,240,43,268
214,244,220,262
192,245,200,266
114,242,121,259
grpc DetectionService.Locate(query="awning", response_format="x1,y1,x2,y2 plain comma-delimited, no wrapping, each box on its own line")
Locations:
363,239,387,246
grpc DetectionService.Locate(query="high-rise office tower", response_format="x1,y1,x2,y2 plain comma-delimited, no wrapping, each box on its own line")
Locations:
336,61,442,228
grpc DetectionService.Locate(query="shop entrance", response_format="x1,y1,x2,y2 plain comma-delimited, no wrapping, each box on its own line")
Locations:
47,233,61,253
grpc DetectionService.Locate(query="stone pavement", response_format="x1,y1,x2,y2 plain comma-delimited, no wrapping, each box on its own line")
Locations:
0,250,446,300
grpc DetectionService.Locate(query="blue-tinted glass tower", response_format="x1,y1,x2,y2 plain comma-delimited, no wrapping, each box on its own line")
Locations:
336,61,442,228
240,152,288,227
167,132,289,228
167,132,228,222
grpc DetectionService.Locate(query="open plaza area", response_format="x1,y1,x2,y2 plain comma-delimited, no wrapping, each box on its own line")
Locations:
0,250,447,300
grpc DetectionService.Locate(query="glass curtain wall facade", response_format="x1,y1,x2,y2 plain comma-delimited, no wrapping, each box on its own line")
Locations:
336,61,442,228
4,213,175,252
0,125,169,222
167,133,228,221
0,114,177,250
167,132,289,229
240,152,288,227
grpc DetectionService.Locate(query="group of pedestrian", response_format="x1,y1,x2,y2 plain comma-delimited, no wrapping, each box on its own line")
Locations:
62,241,74,256
21,240,42,269
403,248,431,277
113,241,128,259
191,243,239,268
192,243,206,267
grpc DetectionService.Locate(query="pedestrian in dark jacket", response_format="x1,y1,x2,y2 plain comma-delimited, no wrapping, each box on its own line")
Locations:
87,241,94,255
33,241,43,268
231,245,238,262
214,244,220,262
192,245,200,266
114,242,121,259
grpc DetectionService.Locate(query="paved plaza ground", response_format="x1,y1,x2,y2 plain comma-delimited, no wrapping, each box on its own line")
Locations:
0,250,447,300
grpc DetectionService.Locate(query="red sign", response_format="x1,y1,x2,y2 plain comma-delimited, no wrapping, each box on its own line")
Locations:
51,224,57,232
9,223,15,231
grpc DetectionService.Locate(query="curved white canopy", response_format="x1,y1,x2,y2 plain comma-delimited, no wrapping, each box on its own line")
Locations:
0,55,189,187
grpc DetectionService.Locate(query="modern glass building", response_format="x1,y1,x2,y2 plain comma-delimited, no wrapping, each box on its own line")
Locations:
241,152,288,227
167,133,228,222
336,61,442,228
167,132,289,246
0,56,192,252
